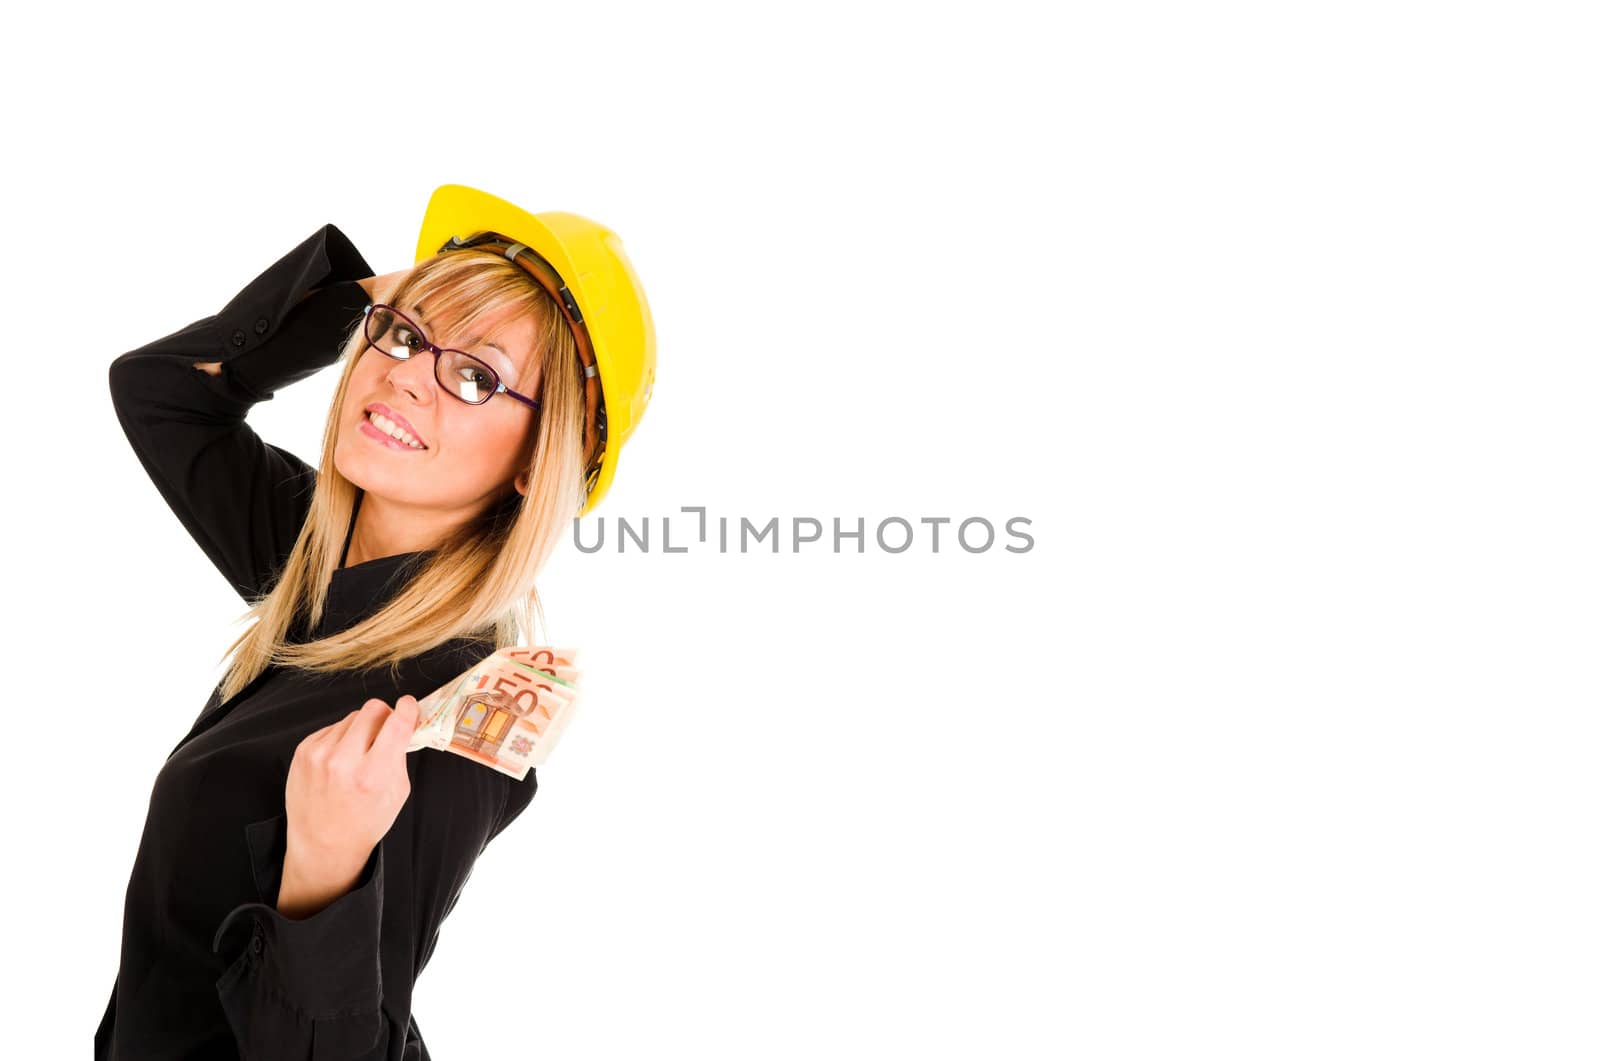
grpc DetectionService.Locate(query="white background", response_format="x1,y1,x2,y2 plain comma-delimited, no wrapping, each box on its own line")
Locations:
3,2,1596,1058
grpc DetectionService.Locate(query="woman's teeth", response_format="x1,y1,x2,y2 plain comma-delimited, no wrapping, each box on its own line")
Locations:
368,411,424,449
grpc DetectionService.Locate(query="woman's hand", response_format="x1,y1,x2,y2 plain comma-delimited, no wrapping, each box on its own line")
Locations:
277,696,422,918
192,270,411,383
357,268,415,306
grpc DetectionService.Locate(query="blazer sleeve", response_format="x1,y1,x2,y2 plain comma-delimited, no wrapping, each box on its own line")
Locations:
108,224,375,603
208,750,524,1059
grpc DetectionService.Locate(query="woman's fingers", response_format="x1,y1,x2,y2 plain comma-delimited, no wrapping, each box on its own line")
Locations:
298,707,357,756
371,695,421,762
331,699,392,759
331,697,418,765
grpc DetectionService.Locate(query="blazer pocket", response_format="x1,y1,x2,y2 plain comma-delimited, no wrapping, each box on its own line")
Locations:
243,812,289,906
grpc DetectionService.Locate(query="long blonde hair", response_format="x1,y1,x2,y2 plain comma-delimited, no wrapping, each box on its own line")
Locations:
215,249,588,701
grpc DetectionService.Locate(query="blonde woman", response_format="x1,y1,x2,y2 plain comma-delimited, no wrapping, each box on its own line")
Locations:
95,185,655,1060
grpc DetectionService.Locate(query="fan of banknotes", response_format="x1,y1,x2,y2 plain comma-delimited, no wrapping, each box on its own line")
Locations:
405,646,581,780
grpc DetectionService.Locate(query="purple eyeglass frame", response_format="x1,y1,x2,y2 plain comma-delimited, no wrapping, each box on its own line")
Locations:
361,302,541,411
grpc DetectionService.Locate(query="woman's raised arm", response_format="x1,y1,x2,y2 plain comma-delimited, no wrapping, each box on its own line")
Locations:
108,224,376,603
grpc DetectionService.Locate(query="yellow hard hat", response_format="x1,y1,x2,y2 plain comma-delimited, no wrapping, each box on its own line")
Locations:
413,183,656,516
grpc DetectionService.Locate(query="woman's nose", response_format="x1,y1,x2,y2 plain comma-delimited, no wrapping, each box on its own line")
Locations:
387,348,437,402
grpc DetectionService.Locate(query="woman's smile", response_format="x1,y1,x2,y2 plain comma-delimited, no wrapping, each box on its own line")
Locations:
359,412,430,452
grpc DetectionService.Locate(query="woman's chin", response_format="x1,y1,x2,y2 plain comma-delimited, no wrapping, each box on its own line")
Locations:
332,442,384,493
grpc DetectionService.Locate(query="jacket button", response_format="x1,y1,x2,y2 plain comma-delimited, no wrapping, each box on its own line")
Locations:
231,329,247,348
254,317,270,335
251,930,264,955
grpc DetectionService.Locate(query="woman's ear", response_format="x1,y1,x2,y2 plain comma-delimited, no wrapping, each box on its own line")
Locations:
514,471,531,497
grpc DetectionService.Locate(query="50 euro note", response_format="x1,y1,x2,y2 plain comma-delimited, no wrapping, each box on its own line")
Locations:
405,646,582,780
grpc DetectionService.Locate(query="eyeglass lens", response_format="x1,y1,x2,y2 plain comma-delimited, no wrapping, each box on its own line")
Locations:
364,306,501,405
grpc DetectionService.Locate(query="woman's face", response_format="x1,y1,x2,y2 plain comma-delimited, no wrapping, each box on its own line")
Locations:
333,299,544,544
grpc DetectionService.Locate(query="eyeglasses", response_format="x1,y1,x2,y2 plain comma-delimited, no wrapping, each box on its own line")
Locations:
361,303,541,411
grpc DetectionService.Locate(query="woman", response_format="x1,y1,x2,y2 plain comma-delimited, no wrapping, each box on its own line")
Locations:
94,184,656,1060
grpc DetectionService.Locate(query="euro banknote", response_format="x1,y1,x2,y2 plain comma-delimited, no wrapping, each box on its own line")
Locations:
406,646,582,780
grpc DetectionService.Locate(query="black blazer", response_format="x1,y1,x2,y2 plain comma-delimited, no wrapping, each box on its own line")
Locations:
96,225,539,1060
